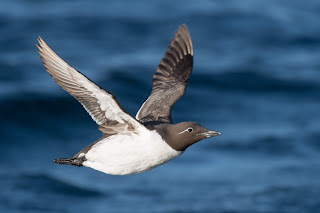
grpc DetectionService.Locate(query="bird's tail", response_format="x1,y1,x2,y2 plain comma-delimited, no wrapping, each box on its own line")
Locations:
53,158,84,167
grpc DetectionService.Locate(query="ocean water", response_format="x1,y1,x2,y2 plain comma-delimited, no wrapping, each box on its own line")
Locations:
1,0,320,212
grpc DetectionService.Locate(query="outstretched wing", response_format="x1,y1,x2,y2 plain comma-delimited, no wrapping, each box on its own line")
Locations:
37,37,141,135
136,24,193,123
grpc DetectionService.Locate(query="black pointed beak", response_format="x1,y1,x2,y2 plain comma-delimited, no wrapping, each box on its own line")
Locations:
198,130,221,138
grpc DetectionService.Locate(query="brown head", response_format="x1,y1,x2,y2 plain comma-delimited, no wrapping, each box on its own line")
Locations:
154,122,221,151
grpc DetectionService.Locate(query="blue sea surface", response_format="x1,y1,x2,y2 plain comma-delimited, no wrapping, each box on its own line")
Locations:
1,0,320,212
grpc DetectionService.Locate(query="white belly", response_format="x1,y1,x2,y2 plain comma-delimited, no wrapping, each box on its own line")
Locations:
82,128,183,175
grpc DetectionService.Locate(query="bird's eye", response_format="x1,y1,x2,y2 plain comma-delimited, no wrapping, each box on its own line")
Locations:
187,127,193,133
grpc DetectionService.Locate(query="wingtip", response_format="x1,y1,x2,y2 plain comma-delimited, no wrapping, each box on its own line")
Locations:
180,24,187,28
179,24,189,33
37,36,47,48
179,24,193,56
36,36,41,47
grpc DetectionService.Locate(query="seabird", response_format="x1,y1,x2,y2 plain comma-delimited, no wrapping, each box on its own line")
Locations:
37,24,221,175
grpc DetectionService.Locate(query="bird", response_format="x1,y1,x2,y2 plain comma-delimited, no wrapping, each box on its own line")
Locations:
37,24,221,175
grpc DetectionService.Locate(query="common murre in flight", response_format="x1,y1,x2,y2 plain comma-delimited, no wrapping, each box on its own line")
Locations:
37,24,221,175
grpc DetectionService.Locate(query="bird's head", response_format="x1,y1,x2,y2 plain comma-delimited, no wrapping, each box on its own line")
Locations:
162,122,221,151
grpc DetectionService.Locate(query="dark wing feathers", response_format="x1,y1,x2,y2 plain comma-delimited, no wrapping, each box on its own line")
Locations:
38,24,193,132
136,24,193,123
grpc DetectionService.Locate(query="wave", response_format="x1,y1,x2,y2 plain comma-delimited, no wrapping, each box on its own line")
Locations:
190,70,320,95
204,134,300,156
6,173,103,197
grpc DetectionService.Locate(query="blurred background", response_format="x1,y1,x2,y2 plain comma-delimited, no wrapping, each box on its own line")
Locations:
1,0,320,212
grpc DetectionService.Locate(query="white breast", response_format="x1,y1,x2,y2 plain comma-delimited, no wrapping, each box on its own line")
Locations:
82,127,183,175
